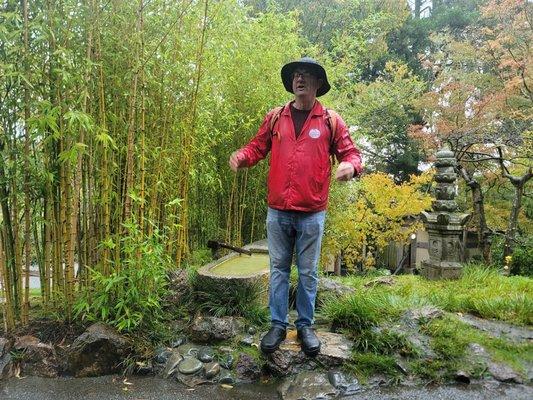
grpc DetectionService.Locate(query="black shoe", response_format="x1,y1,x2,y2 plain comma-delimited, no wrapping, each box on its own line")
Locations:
260,327,287,353
297,326,321,357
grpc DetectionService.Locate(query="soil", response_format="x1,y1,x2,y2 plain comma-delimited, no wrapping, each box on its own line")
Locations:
4,318,86,345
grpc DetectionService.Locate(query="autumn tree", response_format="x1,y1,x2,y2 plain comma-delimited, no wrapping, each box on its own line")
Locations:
323,172,433,270
411,0,532,262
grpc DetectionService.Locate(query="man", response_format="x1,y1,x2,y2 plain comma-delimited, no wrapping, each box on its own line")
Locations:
229,57,362,356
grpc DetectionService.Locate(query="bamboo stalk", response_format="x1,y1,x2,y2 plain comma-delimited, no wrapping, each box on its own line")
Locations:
0,237,15,331
176,0,210,265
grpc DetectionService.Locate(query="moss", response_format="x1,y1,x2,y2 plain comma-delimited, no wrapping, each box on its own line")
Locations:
234,343,265,364
420,315,531,379
421,316,471,360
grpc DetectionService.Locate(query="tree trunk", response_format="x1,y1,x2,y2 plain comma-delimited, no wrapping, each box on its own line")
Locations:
458,166,491,263
502,169,532,260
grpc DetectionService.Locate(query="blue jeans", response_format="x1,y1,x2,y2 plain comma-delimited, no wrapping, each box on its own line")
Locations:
266,207,326,330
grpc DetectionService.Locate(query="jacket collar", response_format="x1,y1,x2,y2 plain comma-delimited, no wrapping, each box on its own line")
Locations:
281,100,325,117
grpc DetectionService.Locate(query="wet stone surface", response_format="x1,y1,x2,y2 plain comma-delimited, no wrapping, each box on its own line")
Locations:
162,351,183,378
239,335,255,347
197,347,214,363
66,323,130,378
266,330,353,376
189,316,243,343
154,347,173,365
458,314,533,343
217,369,236,385
235,353,262,382
178,357,203,375
176,343,200,358
204,362,221,379
278,371,337,400
468,343,524,384
176,373,209,388
171,337,187,348
15,335,59,378
218,354,234,370
328,370,362,396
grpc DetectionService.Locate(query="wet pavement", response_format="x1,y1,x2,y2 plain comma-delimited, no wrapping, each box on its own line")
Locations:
0,375,532,400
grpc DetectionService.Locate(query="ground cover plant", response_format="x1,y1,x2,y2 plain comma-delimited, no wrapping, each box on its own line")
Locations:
320,263,533,382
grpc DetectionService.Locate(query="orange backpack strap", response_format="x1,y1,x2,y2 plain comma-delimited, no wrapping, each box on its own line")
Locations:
326,108,340,149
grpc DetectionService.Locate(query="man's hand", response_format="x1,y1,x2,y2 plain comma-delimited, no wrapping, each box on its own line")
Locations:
229,151,242,172
335,161,355,181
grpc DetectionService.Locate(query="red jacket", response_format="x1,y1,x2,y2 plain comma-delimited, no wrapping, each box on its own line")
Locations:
237,100,363,212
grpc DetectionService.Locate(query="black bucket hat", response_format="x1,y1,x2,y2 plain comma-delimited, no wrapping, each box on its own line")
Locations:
281,57,331,97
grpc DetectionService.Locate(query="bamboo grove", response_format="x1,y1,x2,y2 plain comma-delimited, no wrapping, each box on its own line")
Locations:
2,0,532,331
0,0,301,328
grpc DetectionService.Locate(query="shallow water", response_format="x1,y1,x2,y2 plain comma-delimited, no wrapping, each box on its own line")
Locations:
210,253,270,276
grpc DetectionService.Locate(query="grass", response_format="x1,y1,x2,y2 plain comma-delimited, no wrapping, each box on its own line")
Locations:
187,269,270,329
321,263,533,383
345,353,400,381
328,263,532,325
321,291,405,333
422,315,533,375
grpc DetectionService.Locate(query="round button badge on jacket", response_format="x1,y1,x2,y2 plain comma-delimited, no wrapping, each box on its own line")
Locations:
309,129,321,139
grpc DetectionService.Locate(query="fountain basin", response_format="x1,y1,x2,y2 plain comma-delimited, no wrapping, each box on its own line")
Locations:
197,240,270,305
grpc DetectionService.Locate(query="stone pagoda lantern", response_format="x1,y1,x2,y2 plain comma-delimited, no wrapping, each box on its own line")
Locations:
421,148,470,280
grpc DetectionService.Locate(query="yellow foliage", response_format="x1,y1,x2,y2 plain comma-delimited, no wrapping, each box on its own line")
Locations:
322,171,433,271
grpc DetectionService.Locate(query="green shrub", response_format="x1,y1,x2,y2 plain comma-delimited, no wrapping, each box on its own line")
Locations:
491,234,533,277
510,236,533,277
74,221,170,332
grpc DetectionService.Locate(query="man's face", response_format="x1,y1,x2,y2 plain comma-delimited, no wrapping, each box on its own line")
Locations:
292,68,322,98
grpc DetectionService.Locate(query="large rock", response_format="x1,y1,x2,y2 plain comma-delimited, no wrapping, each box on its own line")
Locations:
266,330,352,376
402,306,444,326
14,335,59,377
458,314,533,344
487,362,524,384
189,316,242,343
468,343,523,384
317,278,355,299
235,353,262,382
66,323,130,377
0,337,13,379
166,269,192,306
